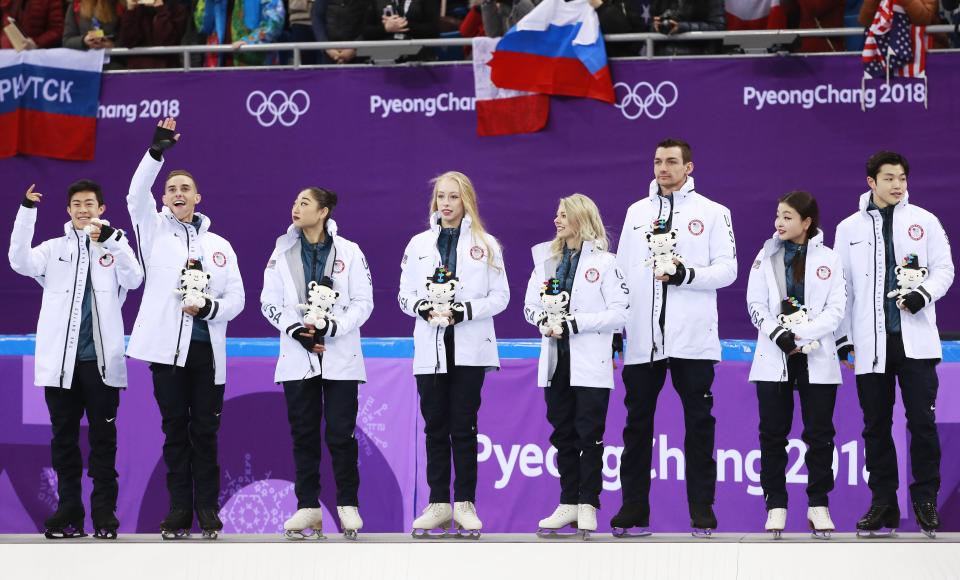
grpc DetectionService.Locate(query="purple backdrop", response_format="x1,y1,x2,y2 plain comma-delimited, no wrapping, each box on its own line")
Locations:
1,55,958,338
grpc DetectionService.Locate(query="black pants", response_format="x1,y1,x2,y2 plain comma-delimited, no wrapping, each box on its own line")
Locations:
44,361,120,511
283,377,360,508
755,354,837,509
856,333,941,505
620,358,717,507
544,350,610,508
415,330,485,503
151,341,224,510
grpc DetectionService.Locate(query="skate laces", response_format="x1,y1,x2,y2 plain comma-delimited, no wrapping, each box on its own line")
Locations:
916,502,936,519
457,501,477,516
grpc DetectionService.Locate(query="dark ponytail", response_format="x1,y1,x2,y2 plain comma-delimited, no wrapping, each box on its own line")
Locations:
779,190,820,286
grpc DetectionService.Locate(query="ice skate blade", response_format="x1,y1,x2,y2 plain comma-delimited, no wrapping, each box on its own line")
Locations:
921,529,937,539
343,529,359,541
856,528,897,538
691,528,714,538
536,527,580,539
284,529,325,540
612,527,652,538
160,529,191,540
768,530,783,540
43,528,86,540
455,527,481,540
201,530,219,540
810,529,833,540
93,528,118,540
411,528,450,539
578,529,594,541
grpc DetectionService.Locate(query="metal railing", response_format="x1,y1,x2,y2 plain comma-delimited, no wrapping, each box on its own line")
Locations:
101,24,959,72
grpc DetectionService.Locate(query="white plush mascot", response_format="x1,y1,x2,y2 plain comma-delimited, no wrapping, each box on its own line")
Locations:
298,276,339,332
644,219,684,277
539,278,571,338
418,267,465,328
174,260,212,309
777,297,820,353
887,254,928,304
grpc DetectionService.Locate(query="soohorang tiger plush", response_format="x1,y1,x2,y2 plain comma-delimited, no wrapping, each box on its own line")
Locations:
645,219,684,277
418,267,465,328
173,260,212,309
539,277,570,338
887,254,928,303
298,276,339,331
777,297,820,354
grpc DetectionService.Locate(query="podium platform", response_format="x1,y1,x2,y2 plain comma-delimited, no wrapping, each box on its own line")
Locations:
3,533,959,580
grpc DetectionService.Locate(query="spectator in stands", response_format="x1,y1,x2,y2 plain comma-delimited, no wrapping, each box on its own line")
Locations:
860,0,939,24
287,0,318,64
942,0,959,47
478,0,533,36
63,0,122,56
312,0,367,63
119,0,188,69
591,0,644,57
195,0,284,66
363,0,439,61
649,0,725,55
0,0,64,49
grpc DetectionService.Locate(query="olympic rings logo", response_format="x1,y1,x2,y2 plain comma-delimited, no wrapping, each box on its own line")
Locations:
245,90,311,127
613,81,679,120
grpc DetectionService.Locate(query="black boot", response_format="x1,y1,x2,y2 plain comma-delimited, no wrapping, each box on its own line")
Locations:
611,502,649,528
912,501,939,537
197,508,223,539
690,503,717,536
43,503,86,539
160,507,193,540
856,504,900,532
91,506,119,540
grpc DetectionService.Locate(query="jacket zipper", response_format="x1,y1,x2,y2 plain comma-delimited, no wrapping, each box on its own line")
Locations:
59,232,83,388
91,280,107,378
172,222,192,366
649,196,667,362
869,211,881,370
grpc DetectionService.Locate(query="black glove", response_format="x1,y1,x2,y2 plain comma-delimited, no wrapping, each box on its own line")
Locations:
775,330,798,354
21,197,35,208
414,300,433,323
612,333,624,356
451,303,466,325
97,224,119,242
665,262,687,286
291,325,318,352
148,125,178,160
899,291,926,314
196,298,213,319
837,344,854,363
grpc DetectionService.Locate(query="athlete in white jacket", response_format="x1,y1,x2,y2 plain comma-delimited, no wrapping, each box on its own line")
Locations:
834,152,954,537
8,180,142,539
611,139,737,536
397,172,509,537
126,118,245,539
522,194,628,537
260,188,373,539
746,192,845,538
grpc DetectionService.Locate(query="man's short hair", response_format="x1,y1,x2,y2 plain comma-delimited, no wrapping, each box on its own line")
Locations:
656,138,692,164
67,179,104,205
866,151,910,180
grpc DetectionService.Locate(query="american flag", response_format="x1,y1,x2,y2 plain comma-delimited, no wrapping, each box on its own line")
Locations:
862,0,930,79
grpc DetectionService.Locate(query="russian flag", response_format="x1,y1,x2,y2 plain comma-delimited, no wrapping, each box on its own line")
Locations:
488,0,615,104
473,37,549,137
0,49,104,161
725,0,786,31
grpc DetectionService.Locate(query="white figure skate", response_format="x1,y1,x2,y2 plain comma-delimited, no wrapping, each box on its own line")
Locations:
337,506,363,540
765,508,787,539
411,503,452,538
807,506,834,540
536,504,579,538
453,501,482,539
283,507,325,540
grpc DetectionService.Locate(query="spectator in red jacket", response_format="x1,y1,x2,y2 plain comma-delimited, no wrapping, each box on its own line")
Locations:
118,0,188,69
0,0,64,49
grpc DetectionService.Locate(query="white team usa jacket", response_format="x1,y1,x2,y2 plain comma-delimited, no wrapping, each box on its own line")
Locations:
616,177,737,364
126,152,245,384
260,220,373,383
9,207,143,389
523,240,629,389
834,192,954,375
397,214,510,375
746,230,846,384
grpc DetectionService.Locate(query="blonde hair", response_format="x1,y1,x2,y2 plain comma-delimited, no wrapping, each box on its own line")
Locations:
550,193,610,256
80,0,118,24
429,171,500,270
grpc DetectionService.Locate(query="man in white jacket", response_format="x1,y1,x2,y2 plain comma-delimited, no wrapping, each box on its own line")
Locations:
611,139,737,536
835,151,954,537
9,180,143,539
126,118,245,539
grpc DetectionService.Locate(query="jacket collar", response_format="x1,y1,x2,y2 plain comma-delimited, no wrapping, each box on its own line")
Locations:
762,228,824,254
859,190,910,214
63,222,91,239
647,176,696,202
161,206,211,234
276,218,339,252
429,212,472,234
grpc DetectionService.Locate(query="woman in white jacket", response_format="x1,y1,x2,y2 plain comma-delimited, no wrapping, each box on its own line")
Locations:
397,171,509,537
746,191,846,539
260,187,373,539
523,194,628,538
